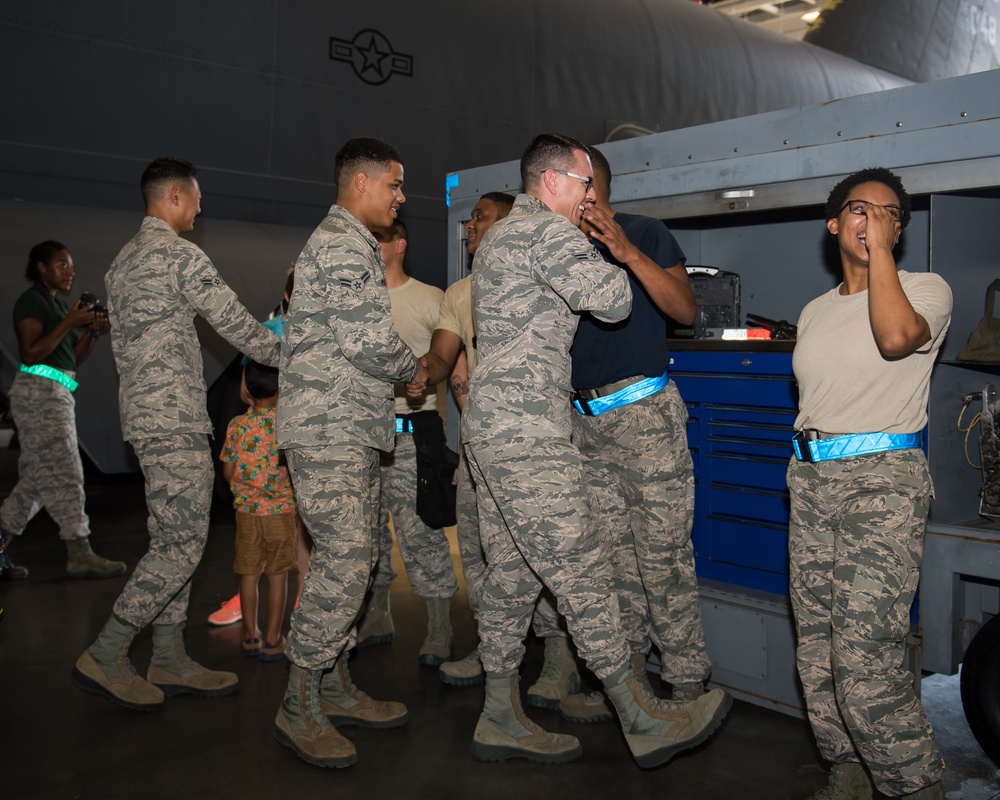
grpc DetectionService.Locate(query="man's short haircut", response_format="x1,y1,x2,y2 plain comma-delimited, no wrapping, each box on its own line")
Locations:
374,219,408,243
243,360,279,402
481,192,516,220
825,167,912,229
588,147,613,194
334,137,403,191
141,157,197,207
520,133,590,192
25,239,68,282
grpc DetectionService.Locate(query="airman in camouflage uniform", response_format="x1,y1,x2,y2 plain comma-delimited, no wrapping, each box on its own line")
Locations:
788,168,951,800
272,138,429,769
419,193,577,700
462,133,731,767
72,157,281,712
2,240,123,581
563,148,709,723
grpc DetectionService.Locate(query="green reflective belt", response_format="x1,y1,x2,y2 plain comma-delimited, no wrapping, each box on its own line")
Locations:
19,363,78,393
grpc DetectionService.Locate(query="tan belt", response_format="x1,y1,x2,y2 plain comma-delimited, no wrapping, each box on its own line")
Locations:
574,375,646,401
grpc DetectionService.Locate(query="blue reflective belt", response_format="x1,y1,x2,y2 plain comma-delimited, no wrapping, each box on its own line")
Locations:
19,363,78,393
792,431,921,463
396,416,412,434
572,372,669,417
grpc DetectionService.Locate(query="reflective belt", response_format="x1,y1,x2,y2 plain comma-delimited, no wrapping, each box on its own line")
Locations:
396,416,412,434
572,371,669,417
792,431,921,463
19,363,78,393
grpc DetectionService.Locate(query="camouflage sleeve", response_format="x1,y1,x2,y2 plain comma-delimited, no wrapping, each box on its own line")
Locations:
177,250,281,367
319,240,418,383
534,220,632,323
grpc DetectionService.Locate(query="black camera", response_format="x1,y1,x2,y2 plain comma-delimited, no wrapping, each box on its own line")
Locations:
79,292,107,316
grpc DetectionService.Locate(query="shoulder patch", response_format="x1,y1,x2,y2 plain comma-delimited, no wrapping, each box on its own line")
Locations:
201,276,222,287
339,271,372,293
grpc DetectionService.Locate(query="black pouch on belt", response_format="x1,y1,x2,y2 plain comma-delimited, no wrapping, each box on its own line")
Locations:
407,410,459,529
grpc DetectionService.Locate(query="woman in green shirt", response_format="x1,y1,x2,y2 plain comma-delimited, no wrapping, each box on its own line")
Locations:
0,240,125,581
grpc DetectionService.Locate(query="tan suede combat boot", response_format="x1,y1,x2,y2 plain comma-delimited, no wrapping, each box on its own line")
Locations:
560,652,650,723
671,680,706,702
604,664,732,769
356,586,394,650
418,596,454,666
320,654,409,728
71,615,164,710
526,635,581,709
807,761,873,800
472,674,582,764
274,664,358,768
559,690,615,723
440,644,485,686
146,623,238,696
65,537,126,579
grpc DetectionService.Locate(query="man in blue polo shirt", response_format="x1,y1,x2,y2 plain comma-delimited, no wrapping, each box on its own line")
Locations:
564,146,711,721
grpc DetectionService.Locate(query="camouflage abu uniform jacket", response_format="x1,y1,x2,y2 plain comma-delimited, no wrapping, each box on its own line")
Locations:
462,193,632,444
277,204,418,452
105,216,280,442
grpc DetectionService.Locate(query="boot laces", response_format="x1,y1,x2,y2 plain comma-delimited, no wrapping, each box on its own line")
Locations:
426,604,449,642
811,763,863,800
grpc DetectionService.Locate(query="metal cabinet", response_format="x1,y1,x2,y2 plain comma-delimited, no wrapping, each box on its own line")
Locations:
671,344,797,596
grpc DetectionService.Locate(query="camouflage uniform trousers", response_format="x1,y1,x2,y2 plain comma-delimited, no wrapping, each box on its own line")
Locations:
464,435,628,678
285,444,379,670
113,433,213,627
572,382,710,683
0,371,90,541
456,443,565,637
370,430,458,598
787,448,942,796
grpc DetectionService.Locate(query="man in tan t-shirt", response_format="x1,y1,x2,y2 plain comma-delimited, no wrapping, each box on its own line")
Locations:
357,220,459,666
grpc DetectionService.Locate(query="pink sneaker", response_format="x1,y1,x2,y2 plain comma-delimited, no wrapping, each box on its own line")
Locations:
208,594,242,626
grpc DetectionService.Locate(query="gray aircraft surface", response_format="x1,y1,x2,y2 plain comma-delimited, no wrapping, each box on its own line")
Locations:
1,0,997,472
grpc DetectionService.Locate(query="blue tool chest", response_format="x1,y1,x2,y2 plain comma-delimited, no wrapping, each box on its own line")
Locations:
669,342,797,596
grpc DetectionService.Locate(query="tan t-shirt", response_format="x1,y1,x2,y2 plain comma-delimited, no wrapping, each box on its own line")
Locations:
389,277,444,414
793,271,952,435
436,275,477,376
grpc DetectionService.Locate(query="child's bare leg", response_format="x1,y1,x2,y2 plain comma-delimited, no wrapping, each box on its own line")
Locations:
239,573,260,641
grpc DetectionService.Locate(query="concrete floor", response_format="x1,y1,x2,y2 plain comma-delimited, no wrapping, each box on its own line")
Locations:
0,455,998,800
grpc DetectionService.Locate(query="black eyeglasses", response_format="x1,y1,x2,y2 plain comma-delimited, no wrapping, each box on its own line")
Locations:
543,169,593,194
839,199,903,222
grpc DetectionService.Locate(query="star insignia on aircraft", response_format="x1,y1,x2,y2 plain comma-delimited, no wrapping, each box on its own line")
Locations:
329,29,413,86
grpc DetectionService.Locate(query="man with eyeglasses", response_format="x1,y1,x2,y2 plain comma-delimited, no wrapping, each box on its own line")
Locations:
418,192,577,707
788,168,951,800
461,132,731,767
560,145,711,724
